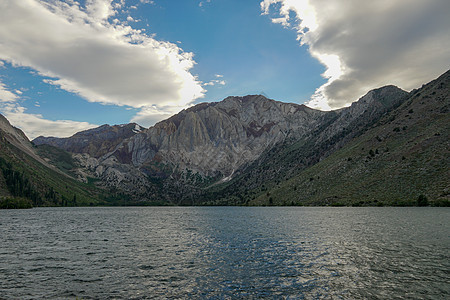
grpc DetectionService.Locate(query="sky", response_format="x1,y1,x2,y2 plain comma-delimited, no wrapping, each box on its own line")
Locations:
0,0,449,139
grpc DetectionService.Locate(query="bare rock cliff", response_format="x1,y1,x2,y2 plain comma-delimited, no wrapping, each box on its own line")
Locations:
110,95,327,177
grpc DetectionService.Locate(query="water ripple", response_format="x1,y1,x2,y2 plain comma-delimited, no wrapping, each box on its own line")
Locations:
0,207,448,299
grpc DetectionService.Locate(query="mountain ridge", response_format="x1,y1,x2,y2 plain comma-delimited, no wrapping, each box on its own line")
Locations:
32,83,411,203
0,113,104,207
33,123,145,159
19,69,449,206
252,70,449,206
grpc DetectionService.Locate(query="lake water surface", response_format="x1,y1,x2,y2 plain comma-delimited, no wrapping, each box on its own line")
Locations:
0,207,449,299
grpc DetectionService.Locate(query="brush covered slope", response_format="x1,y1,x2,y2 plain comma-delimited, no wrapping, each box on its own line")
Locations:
251,70,450,206
0,114,104,208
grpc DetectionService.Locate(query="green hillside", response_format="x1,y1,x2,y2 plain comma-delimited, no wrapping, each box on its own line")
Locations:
0,131,103,208
252,71,449,206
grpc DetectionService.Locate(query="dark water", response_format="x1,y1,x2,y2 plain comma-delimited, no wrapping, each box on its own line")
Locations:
0,207,448,299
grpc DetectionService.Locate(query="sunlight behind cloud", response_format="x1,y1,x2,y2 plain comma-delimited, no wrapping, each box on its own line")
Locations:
0,0,205,131
306,53,343,110
262,0,450,110
261,0,318,36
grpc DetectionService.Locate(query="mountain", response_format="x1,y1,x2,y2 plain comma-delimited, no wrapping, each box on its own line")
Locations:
201,85,409,204
31,70,449,206
33,96,329,202
32,83,409,203
0,114,46,166
249,70,450,206
0,114,104,208
109,95,327,177
33,123,145,158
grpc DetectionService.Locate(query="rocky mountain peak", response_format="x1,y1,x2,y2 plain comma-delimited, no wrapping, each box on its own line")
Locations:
102,94,328,179
33,122,145,158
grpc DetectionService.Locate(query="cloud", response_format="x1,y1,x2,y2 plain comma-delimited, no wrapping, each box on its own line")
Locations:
4,107,98,140
262,0,450,110
0,81,19,103
203,80,226,87
199,0,212,8
0,80,97,139
0,0,205,119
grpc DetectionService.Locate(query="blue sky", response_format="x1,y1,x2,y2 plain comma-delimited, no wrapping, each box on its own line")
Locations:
0,0,449,139
136,0,325,102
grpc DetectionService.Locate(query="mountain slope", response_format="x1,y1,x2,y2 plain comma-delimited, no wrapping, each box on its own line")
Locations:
203,85,408,204
253,70,450,206
0,114,104,207
40,95,329,202
31,87,410,204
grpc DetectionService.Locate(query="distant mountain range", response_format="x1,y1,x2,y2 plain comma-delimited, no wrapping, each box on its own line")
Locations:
1,70,449,207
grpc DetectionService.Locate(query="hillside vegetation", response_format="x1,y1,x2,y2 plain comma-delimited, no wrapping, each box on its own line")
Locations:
250,71,449,206
0,122,105,208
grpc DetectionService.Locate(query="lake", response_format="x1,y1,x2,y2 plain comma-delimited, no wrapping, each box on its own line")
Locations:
0,207,448,299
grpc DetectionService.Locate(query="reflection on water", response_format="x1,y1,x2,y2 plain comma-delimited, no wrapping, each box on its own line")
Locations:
0,207,448,299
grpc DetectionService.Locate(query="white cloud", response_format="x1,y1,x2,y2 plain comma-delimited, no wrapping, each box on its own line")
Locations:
0,80,97,139
0,82,19,103
0,0,205,123
203,75,226,86
203,79,226,87
262,0,450,110
4,107,98,140
199,0,211,8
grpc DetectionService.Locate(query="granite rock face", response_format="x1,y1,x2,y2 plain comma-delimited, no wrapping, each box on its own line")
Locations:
112,95,327,178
